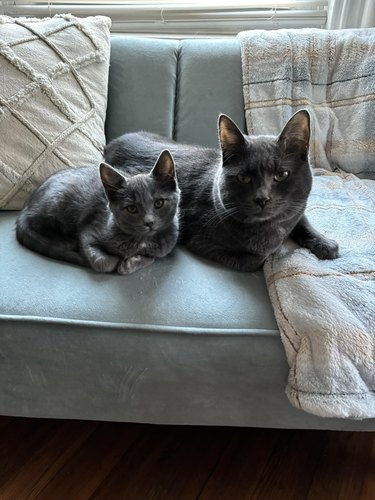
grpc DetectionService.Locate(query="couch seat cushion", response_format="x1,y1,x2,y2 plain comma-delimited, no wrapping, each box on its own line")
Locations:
1,212,277,332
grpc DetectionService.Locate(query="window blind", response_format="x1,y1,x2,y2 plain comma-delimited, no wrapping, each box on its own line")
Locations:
1,1,328,37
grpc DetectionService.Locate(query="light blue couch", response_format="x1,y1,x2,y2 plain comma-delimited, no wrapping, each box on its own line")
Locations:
1,36,374,430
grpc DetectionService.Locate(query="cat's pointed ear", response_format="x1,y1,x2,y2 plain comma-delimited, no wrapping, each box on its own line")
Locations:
278,109,310,159
99,162,126,199
218,114,245,161
150,150,176,183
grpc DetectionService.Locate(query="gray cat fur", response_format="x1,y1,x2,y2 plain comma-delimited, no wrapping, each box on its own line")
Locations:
16,150,180,274
104,110,338,272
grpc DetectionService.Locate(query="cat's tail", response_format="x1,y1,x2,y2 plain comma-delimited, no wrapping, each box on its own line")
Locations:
16,212,87,267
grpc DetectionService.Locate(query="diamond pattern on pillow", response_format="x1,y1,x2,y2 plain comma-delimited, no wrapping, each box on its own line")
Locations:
0,14,111,209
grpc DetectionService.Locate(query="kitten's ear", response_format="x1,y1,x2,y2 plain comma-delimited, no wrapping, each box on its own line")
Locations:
150,150,176,183
218,114,245,160
278,109,310,159
99,162,126,199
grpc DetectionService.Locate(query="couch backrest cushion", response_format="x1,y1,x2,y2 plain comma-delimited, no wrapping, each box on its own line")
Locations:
105,37,179,142
105,37,246,148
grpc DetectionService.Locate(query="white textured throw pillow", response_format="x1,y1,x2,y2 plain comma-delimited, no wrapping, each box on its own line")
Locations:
0,14,111,209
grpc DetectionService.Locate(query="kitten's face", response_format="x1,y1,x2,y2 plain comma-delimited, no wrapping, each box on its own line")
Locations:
100,150,179,236
217,111,312,223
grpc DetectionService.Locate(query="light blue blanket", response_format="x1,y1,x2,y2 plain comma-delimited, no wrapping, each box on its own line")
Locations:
238,28,375,418
265,170,375,418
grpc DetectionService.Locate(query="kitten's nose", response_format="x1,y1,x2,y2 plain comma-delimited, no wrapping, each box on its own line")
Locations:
254,197,270,209
144,219,154,230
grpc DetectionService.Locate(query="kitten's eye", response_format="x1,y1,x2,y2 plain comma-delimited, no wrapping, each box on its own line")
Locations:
274,171,289,182
154,199,164,209
126,205,137,214
237,174,252,184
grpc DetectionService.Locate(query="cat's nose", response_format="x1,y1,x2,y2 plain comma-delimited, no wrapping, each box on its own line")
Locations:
254,197,270,209
144,220,154,230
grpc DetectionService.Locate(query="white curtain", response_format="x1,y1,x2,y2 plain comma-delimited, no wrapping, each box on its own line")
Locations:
327,0,375,29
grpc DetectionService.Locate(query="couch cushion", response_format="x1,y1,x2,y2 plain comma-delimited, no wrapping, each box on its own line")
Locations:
0,14,111,210
105,37,179,142
1,212,276,331
105,37,245,148
175,39,246,147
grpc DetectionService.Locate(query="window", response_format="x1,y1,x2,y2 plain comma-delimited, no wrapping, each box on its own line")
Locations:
1,1,328,36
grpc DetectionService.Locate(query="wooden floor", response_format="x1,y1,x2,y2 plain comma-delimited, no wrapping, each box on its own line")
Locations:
0,416,374,500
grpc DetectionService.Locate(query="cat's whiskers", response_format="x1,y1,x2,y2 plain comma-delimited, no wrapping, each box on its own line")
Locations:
202,206,241,230
224,202,254,211
272,199,306,210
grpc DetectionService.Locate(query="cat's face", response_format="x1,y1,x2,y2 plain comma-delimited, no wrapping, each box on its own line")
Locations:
100,150,180,236
217,110,312,223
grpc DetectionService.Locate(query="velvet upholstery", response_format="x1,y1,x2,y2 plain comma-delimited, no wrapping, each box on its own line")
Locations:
1,36,374,430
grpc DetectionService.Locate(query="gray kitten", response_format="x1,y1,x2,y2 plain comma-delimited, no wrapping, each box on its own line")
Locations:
104,110,338,271
16,150,180,274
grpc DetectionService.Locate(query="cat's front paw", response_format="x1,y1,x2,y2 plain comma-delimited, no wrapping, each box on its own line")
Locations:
117,255,155,275
308,237,339,260
91,255,120,273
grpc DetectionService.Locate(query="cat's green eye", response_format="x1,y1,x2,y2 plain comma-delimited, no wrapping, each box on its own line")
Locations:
154,199,164,209
126,205,138,214
274,171,289,182
237,174,252,184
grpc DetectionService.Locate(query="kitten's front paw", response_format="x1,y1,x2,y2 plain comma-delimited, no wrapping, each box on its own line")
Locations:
91,255,120,273
117,255,155,275
308,237,339,260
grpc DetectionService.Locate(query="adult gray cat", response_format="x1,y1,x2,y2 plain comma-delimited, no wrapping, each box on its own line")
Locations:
16,150,180,274
104,110,339,272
